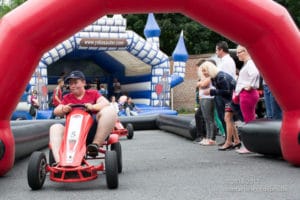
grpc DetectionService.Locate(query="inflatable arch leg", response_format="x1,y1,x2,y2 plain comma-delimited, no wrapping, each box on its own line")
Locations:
0,124,14,176
0,0,300,175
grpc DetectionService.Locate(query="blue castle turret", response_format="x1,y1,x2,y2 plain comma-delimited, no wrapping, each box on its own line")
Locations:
171,30,188,87
144,13,161,49
172,31,188,61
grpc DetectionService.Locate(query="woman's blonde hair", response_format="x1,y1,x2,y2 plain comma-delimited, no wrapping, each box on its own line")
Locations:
197,65,205,80
199,61,219,78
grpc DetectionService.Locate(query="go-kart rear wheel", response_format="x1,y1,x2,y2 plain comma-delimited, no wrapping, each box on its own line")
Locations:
126,123,134,139
105,151,118,189
111,142,122,173
49,149,55,166
27,151,47,190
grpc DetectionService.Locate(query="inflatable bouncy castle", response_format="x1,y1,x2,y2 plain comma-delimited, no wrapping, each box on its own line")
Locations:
30,14,188,110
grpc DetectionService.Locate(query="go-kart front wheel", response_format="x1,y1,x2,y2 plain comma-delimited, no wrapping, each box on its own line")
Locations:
111,142,122,173
27,151,47,190
105,151,118,189
126,123,134,139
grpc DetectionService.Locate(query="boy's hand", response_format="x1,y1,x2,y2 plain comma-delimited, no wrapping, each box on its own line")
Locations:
85,103,93,111
62,104,71,114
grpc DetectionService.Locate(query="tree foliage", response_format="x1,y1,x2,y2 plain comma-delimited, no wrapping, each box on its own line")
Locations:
276,0,300,26
126,13,237,55
126,1,299,55
0,0,26,17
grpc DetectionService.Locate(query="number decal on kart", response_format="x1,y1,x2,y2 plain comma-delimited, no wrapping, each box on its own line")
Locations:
65,114,83,163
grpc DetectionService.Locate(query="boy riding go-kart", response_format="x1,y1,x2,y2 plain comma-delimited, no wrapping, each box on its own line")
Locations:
27,70,122,190
27,104,122,190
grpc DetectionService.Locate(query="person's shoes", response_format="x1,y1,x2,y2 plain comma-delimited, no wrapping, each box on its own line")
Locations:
87,143,99,157
218,144,233,151
198,139,208,145
203,140,216,146
236,147,252,154
193,137,202,143
235,120,245,128
232,142,242,149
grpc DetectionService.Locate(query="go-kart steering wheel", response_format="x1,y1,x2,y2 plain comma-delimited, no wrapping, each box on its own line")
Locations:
69,104,88,109
67,104,94,115
69,104,91,113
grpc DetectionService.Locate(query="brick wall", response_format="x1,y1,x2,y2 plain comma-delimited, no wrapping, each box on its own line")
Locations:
172,54,213,112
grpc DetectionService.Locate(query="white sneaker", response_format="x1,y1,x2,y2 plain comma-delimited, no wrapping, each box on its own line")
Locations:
198,139,208,145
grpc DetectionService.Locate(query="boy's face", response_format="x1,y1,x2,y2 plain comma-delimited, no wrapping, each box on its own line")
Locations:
68,79,85,95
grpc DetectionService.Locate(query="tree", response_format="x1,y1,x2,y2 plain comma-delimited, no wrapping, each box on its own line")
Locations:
126,1,299,55
0,0,26,17
275,0,300,26
126,13,236,55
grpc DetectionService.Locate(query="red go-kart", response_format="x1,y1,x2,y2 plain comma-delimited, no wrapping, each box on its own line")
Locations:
27,104,122,190
112,120,134,140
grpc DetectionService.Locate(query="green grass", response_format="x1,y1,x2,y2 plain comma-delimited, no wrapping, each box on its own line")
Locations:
177,107,194,114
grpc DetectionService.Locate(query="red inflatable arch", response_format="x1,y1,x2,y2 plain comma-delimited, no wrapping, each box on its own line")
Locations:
0,0,299,175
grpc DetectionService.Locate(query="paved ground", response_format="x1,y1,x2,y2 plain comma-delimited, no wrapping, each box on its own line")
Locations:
0,129,299,200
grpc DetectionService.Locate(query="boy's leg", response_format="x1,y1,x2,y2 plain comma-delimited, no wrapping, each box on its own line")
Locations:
87,106,117,156
49,123,64,162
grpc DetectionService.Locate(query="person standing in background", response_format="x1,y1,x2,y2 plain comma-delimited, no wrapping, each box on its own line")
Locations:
235,45,260,154
94,77,101,90
52,78,64,108
99,84,108,98
113,78,121,100
214,41,237,146
197,63,217,146
263,80,282,120
110,95,119,115
215,41,236,79
201,61,242,151
193,61,206,143
29,89,40,119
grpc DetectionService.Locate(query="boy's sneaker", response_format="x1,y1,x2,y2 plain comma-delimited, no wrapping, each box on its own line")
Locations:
87,143,99,157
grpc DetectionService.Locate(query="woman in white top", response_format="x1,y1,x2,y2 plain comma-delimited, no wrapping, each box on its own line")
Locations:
235,45,260,123
235,45,260,154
